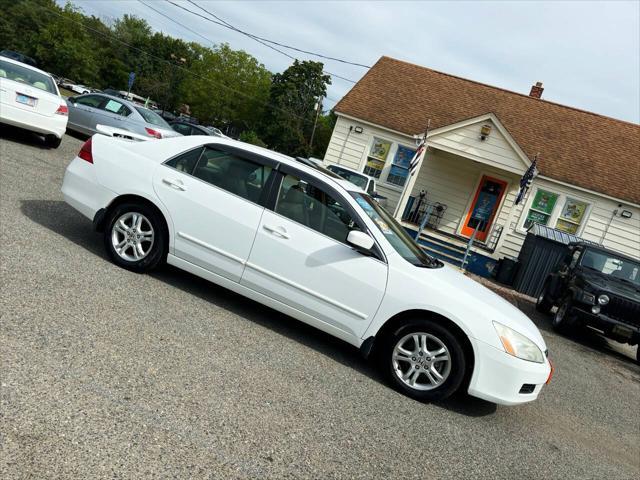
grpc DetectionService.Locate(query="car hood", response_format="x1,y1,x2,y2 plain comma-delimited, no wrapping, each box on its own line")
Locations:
419,264,547,350
581,270,640,300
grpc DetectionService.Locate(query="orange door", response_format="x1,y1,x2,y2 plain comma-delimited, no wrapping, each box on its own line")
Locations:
460,175,507,242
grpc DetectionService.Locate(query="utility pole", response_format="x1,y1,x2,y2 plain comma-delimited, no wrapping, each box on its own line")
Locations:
308,99,322,158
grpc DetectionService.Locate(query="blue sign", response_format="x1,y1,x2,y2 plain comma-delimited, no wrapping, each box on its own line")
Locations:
471,191,498,221
128,72,135,90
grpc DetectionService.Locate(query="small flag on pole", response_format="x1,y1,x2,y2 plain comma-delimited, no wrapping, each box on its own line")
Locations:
409,139,426,175
515,154,539,205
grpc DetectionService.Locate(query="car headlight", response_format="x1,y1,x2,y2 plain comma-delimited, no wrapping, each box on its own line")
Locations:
493,321,545,363
597,294,609,305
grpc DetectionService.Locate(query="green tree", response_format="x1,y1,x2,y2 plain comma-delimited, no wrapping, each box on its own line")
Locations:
238,130,267,148
180,43,271,130
260,60,331,157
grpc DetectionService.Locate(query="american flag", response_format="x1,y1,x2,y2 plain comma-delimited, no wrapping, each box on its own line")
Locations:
515,154,539,205
409,138,427,175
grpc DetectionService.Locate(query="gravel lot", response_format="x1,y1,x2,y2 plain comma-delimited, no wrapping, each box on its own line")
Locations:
1,128,639,479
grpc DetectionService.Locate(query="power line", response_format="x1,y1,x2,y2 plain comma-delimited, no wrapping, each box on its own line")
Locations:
187,0,370,69
139,0,342,103
31,1,309,122
165,0,358,84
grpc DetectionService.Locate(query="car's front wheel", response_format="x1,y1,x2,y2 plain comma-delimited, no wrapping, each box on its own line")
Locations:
379,319,466,402
104,203,166,273
552,297,575,333
535,284,554,314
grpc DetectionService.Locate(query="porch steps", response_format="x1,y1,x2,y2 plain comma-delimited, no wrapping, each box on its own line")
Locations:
415,231,470,268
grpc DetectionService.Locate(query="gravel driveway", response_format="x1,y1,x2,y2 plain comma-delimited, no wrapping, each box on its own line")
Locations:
1,128,639,479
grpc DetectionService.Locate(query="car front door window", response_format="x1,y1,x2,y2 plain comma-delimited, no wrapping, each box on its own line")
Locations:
275,173,357,244
75,95,104,108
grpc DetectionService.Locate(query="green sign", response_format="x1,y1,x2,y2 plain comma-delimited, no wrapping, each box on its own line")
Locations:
531,189,557,214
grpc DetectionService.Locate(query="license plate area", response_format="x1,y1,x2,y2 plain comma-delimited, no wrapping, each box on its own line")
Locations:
16,93,37,107
612,324,633,340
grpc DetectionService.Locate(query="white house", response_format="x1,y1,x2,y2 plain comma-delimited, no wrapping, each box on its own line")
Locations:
324,57,640,276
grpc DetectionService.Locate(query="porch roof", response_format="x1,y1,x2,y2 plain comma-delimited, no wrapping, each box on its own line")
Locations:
335,56,640,205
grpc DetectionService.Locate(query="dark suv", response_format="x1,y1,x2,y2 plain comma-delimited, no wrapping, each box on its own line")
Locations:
536,242,640,362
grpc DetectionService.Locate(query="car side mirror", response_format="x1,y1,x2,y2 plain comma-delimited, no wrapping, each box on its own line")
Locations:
67,96,76,104
347,230,375,254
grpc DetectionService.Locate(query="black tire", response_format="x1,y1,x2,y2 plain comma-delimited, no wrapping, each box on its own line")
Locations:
552,296,575,334
535,284,554,314
104,202,166,273
378,318,466,402
45,135,62,149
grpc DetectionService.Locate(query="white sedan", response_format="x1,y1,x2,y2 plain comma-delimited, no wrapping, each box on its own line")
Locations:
61,135,553,405
0,57,68,148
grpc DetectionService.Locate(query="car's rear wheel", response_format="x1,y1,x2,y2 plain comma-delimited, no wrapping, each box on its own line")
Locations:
552,297,575,333
535,284,554,314
104,203,166,273
45,135,61,149
379,319,466,402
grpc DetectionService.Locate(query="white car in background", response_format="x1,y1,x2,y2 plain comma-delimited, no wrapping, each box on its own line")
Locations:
0,57,68,148
325,163,387,207
69,83,92,95
62,135,552,405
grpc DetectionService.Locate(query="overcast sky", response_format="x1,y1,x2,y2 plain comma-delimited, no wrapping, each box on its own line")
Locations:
66,0,640,123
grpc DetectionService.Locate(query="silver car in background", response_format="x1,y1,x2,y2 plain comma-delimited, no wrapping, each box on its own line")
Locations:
66,93,181,139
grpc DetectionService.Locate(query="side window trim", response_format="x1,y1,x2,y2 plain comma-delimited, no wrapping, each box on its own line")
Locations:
272,164,386,263
163,146,204,176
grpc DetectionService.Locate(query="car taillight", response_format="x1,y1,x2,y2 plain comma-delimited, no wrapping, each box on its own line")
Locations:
145,127,162,139
55,104,69,115
78,138,93,163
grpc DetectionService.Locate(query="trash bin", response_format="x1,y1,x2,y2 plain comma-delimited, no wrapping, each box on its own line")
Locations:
512,224,596,297
495,258,519,286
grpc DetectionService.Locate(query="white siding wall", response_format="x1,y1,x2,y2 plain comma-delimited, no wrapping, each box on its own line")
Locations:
429,120,527,174
504,179,640,259
408,149,520,238
324,114,640,261
324,115,415,208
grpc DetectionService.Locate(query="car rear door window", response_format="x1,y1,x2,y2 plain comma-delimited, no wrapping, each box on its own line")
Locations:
192,147,272,204
171,123,192,136
103,98,131,116
275,173,358,244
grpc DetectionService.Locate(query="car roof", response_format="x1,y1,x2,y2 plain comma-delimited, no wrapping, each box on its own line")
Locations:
327,163,374,181
128,136,364,193
570,242,639,263
0,55,50,77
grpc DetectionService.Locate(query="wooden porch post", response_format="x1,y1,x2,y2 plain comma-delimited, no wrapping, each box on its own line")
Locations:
393,121,431,219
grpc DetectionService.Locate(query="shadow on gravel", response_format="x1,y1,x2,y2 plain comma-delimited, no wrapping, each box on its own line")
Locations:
0,123,49,149
21,199,498,417
20,199,105,259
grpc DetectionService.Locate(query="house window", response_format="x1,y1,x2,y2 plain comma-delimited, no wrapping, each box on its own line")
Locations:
386,145,415,186
555,198,589,234
523,189,558,229
363,138,391,178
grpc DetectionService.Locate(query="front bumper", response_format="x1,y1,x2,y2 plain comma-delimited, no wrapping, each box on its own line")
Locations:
571,305,640,344
467,337,551,406
0,101,67,138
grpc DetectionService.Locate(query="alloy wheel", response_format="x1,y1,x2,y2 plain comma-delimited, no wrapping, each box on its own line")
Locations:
392,332,452,391
110,212,155,262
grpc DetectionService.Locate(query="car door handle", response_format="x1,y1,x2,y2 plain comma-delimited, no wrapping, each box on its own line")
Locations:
162,178,186,191
263,224,290,239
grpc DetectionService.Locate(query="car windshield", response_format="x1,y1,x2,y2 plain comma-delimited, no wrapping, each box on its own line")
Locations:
0,59,56,94
581,249,640,286
328,165,368,190
351,193,441,268
135,106,171,128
